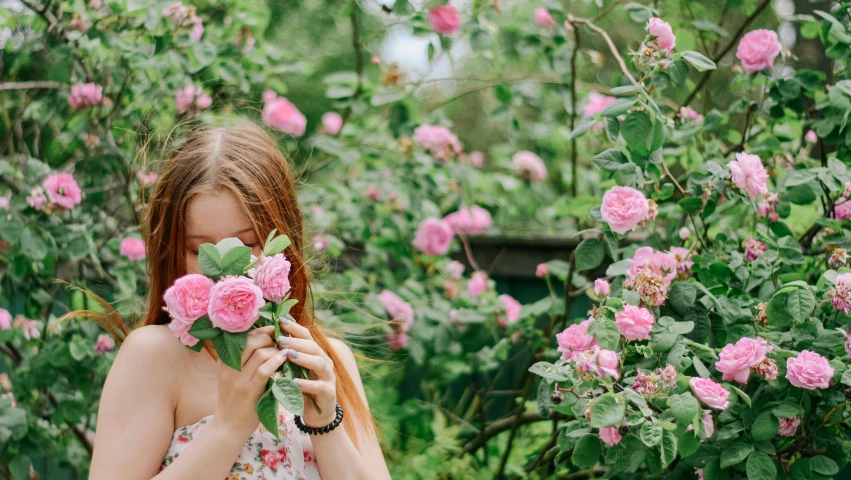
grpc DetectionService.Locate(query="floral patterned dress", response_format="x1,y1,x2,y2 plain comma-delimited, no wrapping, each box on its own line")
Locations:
161,410,321,480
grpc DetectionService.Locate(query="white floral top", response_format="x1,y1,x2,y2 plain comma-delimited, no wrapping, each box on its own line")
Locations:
160,410,321,480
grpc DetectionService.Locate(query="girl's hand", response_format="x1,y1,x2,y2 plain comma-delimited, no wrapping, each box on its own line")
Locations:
276,317,338,426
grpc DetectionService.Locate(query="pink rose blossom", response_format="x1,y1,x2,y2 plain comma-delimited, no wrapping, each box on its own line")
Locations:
835,197,851,221
736,29,782,73
582,92,616,118
95,334,115,354
174,86,196,112
679,227,690,240
26,187,47,211
0,193,9,211
386,331,408,350
0,309,11,330
136,171,159,185
743,237,767,261
838,328,851,357
805,130,818,144
669,247,693,275
322,112,343,135
242,37,256,54
786,350,833,390
444,205,492,235
599,426,622,446
497,294,522,327
413,217,454,256
469,151,484,168
702,411,714,438
163,273,215,344
364,184,382,202
690,377,730,410
777,417,801,437
596,349,620,379
119,237,146,261
312,235,329,251
262,90,278,103
647,18,676,54
445,260,465,280
534,8,556,31
412,125,462,162
195,93,212,109
695,468,704,480
0,373,10,390
715,337,771,383
21,319,40,341
43,173,82,210
536,263,548,278
512,151,548,181
467,271,488,297
727,152,768,200
262,97,307,137
574,346,619,379
207,277,265,333
189,16,204,41
556,318,597,361
378,290,414,332
371,56,381,64
615,304,654,341
253,253,292,303
626,247,677,287
68,83,103,109
428,4,460,35
600,187,649,234
679,106,703,121
594,279,610,297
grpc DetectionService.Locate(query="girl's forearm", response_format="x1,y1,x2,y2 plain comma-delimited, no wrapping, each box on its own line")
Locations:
312,428,376,480
152,419,248,480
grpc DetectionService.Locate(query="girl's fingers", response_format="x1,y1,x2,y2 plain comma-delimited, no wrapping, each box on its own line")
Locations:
244,346,285,376
279,316,313,340
276,336,330,360
292,378,335,398
251,348,289,384
241,327,275,365
281,349,334,381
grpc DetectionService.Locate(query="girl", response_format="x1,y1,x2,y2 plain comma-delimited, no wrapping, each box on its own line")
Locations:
88,124,390,480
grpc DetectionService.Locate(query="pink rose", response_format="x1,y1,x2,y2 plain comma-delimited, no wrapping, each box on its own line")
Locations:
556,318,597,361
599,427,622,446
625,246,677,287
0,309,11,329
68,83,103,109
696,468,704,480
512,151,548,181
164,274,216,325
728,152,768,200
262,90,278,103
322,112,343,135
497,294,522,327
262,97,307,137
189,16,204,41
679,227,690,240
378,290,414,332
679,106,703,121
596,349,620,379
805,130,817,144
195,93,212,110
428,4,460,36
715,337,770,383
95,334,115,354
777,417,801,437
836,197,851,221
615,304,655,341
445,260,465,280
0,194,9,211
689,377,730,410
174,86,196,112
136,171,159,185
371,56,381,64
534,8,556,31
535,263,548,278
736,29,782,74
413,217,454,256
26,187,47,211
312,235,329,251
412,125,462,162
743,237,767,261
444,205,492,235
119,237,146,261
43,173,82,210
253,253,292,303
469,151,484,168
786,350,833,390
467,271,488,297
647,18,676,54
21,319,40,341
582,91,616,118
702,411,714,438
669,247,694,274
600,186,649,234
168,318,199,347
207,277,265,333
386,332,408,350
594,279,610,297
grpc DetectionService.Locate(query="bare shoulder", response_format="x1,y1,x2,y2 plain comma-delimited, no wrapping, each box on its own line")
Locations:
116,324,188,371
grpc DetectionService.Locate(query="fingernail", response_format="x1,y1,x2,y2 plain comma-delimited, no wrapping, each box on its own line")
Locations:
288,350,299,359
280,317,290,326
294,378,302,388
279,348,289,357
278,335,291,346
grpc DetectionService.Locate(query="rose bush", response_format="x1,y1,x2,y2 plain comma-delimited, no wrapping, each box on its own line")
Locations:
3,0,851,479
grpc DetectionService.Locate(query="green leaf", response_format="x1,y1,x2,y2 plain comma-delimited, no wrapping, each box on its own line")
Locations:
600,97,637,117
573,435,601,468
622,111,653,154
529,361,570,382
771,402,805,418
692,356,711,378
766,291,792,327
0,216,23,244
590,393,626,428
720,438,753,468
592,149,630,172
188,316,221,340
810,456,839,475
221,245,252,276
570,116,597,139
198,243,223,278
213,331,247,371
785,289,815,322
192,41,217,67
640,422,663,447
575,238,605,271
216,237,246,256
681,51,716,71
272,377,305,416
669,394,699,427
668,59,689,87
265,235,292,256
677,197,703,214
841,369,851,386
0,406,28,441
729,384,751,407
746,451,776,480
256,388,280,440
751,412,778,442
536,378,550,419
21,226,48,261
588,319,621,350
661,429,678,466
678,430,701,458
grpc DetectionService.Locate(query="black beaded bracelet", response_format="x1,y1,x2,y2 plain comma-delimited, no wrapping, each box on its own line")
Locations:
294,403,344,435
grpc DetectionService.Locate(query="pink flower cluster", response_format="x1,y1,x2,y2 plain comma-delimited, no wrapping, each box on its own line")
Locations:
42,173,83,210
467,271,488,297
534,8,556,31
615,304,654,341
743,237,766,261
575,346,619,380
535,263,548,278
786,350,833,390
429,4,460,35
556,318,597,360
728,152,768,200
647,18,676,54
715,337,772,383
624,247,680,306
829,273,851,314
253,254,292,303
0,308,11,330
68,83,103,109
600,187,650,234
412,125,463,162
444,205,492,235
512,151,547,182
690,377,730,410
119,237,146,261
136,171,159,186
174,86,212,113
321,112,343,135
632,364,677,395
777,417,801,437
835,195,851,221
757,192,779,222
162,2,204,40
262,93,307,137
736,29,782,74
379,290,414,350
413,217,454,256
497,294,521,327
679,106,703,122
95,334,115,354
599,426,621,446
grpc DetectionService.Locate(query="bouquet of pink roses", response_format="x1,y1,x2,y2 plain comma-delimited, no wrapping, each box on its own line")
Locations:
162,230,311,437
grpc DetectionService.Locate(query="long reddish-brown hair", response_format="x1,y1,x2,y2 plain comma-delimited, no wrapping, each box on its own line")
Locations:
141,123,374,441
